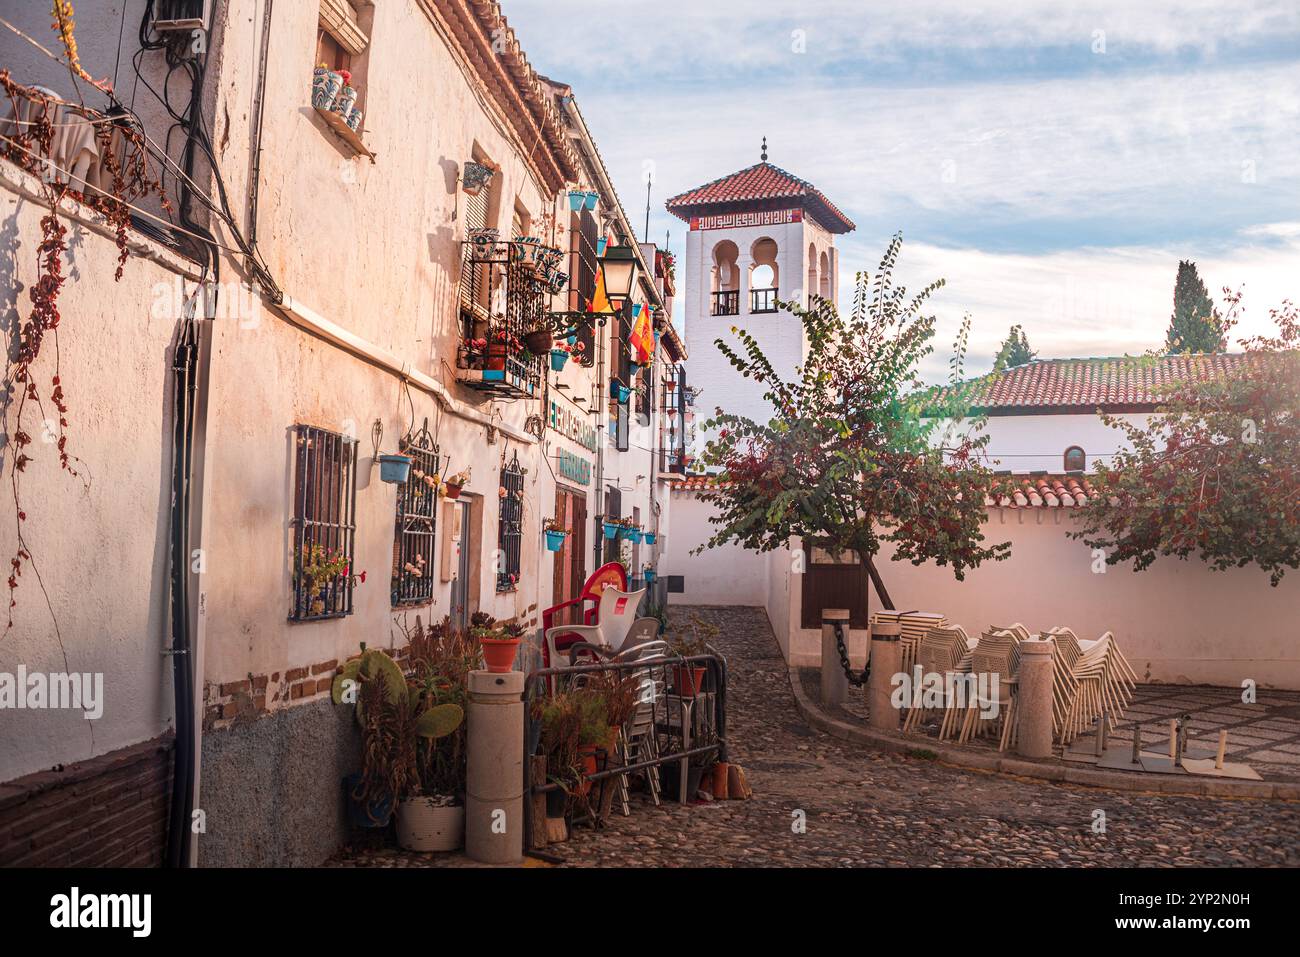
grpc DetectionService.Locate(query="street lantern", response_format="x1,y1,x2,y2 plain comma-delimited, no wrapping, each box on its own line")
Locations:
599,243,639,300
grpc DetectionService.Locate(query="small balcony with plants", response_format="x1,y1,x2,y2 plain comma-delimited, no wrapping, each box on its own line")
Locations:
456,236,566,398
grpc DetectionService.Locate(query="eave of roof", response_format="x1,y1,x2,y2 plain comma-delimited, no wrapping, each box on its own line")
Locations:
665,161,855,234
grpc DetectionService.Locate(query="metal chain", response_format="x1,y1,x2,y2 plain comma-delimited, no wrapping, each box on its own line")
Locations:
832,620,870,687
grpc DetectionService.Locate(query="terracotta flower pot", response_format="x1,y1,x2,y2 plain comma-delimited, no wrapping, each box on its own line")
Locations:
524,328,553,354
444,482,463,500
671,664,708,698
481,637,521,673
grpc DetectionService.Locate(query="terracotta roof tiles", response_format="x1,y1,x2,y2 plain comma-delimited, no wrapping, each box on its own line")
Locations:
665,162,855,233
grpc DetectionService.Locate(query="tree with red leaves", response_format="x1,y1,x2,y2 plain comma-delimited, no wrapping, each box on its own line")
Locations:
695,235,1010,608
1074,294,1300,585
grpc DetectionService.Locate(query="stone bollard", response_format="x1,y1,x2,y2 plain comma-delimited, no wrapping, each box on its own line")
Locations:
820,609,851,707
867,620,902,732
465,669,524,864
1014,639,1055,759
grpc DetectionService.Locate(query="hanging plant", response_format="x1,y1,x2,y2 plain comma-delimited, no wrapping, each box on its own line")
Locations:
1,71,170,629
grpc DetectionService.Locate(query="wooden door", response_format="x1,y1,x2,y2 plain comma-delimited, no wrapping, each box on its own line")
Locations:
800,542,870,628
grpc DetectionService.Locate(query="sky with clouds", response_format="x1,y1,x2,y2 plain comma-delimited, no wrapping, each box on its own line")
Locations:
505,0,1300,382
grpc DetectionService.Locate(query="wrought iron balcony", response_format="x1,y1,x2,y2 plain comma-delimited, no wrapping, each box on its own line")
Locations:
750,286,779,314
456,239,551,398
711,290,739,316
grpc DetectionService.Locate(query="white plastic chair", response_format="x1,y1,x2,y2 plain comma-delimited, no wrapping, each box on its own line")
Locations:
544,586,646,667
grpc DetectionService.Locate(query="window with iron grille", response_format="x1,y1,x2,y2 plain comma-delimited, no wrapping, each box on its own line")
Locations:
291,424,359,621
391,423,440,606
496,452,524,591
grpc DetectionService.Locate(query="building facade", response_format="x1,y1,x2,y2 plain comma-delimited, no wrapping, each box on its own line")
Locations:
0,0,681,866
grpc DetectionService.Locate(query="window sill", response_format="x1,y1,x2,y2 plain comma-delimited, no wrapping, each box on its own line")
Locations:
313,105,376,163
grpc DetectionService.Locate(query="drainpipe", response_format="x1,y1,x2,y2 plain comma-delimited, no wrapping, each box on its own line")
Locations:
592,309,607,573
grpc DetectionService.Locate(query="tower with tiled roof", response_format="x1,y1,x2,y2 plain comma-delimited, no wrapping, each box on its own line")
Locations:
666,139,854,451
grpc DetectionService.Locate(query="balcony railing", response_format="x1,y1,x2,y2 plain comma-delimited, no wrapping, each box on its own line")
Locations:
457,240,546,398
711,290,739,316
750,287,779,314
659,448,687,475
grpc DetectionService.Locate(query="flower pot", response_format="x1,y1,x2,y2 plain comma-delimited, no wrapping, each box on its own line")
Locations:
396,796,464,852
658,760,705,803
378,454,412,484
462,160,496,196
596,237,607,257
603,522,619,540
486,341,507,370
576,744,607,797
343,772,393,828
548,270,568,295
568,190,586,211
468,227,499,258
671,664,708,698
312,68,342,109
332,84,358,117
481,637,521,673
584,191,599,210
545,529,567,552
444,482,463,500
643,532,656,545
550,348,569,372
643,569,656,583
524,328,553,354
345,106,363,132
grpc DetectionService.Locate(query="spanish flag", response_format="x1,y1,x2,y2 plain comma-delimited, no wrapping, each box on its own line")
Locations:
589,267,614,314
630,302,654,365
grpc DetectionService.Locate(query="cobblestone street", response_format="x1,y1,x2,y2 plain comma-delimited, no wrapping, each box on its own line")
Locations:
336,605,1300,868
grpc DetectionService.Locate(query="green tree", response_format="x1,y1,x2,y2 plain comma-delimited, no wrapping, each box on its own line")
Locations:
1075,295,1299,585
993,324,1036,370
1165,260,1226,354
696,236,1010,608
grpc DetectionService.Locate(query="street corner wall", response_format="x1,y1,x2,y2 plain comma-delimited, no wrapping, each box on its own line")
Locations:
871,511,1300,690
0,170,196,785
665,491,769,606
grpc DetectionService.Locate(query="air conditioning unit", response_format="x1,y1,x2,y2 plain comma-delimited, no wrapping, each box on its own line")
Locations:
153,0,211,32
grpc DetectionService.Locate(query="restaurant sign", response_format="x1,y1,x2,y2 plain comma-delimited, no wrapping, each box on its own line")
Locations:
556,449,591,486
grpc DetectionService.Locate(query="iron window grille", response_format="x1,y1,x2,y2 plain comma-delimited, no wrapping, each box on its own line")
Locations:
391,421,440,606
291,424,359,622
497,451,525,591
457,240,545,398
660,365,687,473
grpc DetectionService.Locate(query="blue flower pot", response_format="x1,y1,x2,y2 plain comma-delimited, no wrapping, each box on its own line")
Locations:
643,569,656,583
568,191,585,211
584,191,599,210
482,369,505,382
603,522,619,540
343,772,394,828
550,348,568,372
596,238,607,256
643,532,656,545
378,454,412,484
545,529,567,552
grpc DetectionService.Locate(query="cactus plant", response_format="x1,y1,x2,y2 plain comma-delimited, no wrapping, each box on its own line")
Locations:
415,702,464,740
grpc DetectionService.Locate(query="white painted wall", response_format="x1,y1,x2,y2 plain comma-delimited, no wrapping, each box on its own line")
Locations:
938,412,1150,473
0,170,196,780
780,510,1300,689
664,492,769,606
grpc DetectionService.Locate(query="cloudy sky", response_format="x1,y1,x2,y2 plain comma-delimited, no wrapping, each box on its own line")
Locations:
506,0,1300,381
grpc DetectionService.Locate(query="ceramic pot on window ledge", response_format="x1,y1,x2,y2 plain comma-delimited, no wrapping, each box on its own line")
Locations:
462,161,497,196
332,85,358,118
313,68,342,110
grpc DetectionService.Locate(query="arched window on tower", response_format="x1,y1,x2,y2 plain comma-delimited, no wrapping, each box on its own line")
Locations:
1064,446,1086,472
710,240,739,316
806,243,817,307
750,236,779,313
819,249,831,301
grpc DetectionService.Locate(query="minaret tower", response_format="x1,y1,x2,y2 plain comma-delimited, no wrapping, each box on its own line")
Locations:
665,140,855,452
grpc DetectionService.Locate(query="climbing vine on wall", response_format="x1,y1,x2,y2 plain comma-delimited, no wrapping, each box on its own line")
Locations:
1,69,170,628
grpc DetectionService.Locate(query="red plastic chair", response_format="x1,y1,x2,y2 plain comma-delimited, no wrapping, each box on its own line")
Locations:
540,562,627,671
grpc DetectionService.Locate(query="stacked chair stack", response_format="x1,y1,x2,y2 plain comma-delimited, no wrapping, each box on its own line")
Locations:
870,610,948,676
901,624,975,735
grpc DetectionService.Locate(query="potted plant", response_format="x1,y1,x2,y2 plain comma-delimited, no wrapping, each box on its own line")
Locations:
550,344,570,372
312,63,343,110
523,320,553,356
543,517,568,552
462,158,499,196
584,190,599,210
643,530,657,545
567,189,586,211
332,70,358,118
298,542,365,617
442,467,470,500
668,616,715,698
642,563,656,584
473,615,524,673
378,452,412,484
602,518,619,540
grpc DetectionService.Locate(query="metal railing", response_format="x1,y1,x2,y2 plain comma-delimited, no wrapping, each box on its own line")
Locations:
523,651,727,852
750,286,779,313
711,290,740,316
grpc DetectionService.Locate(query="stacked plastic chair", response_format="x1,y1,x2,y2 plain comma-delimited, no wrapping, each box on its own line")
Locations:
902,624,974,736
960,628,1020,746
870,610,947,677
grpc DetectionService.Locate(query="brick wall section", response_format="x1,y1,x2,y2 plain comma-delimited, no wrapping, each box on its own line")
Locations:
203,647,410,732
0,734,174,867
